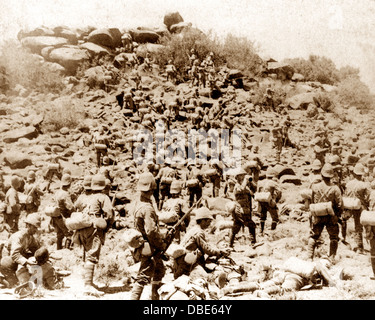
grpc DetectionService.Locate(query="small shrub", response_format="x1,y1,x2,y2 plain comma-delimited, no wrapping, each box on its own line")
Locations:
42,96,87,132
0,40,65,94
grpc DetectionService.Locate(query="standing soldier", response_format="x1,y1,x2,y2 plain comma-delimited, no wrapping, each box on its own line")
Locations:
256,167,282,234
24,170,43,215
74,175,93,213
247,145,263,183
228,168,257,248
159,180,189,243
342,163,370,254
206,159,223,198
52,174,74,250
270,126,283,163
130,172,169,300
306,163,343,262
281,115,292,147
366,181,375,280
312,129,331,166
186,163,205,208
93,126,110,168
166,60,177,84
5,176,22,234
74,174,114,297
99,156,114,184
198,61,207,88
156,158,176,211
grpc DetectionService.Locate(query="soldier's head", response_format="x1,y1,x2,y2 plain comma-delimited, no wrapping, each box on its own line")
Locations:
91,174,106,193
61,174,72,188
321,163,335,181
137,172,156,197
82,175,92,192
170,180,182,197
311,159,322,173
235,168,247,183
353,163,366,180
328,155,342,172
27,170,36,183
11,175,21,190
25,213,41,235
194,207,213,229
102,156,110,166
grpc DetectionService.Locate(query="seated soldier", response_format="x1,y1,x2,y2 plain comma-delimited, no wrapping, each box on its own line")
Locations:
172,207,230,280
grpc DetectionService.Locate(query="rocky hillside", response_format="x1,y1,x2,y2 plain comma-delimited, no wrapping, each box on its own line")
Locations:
1,11,375,300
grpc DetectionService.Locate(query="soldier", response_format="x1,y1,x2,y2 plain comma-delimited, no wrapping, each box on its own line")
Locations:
256,167,282,234
198,61,207,88
172,207,230,280
24,170,43,215
263,87,275,112
366,181,375,280
156,158,176,210
228,168,257,248
5,176,22,234
247,145,263,183
99,156,114,184
159,180,189,243
74,174,114,297
186,163,205,208
52,174,74,250
74,175,93,213
312,130,331,166
0,213,41,287
130,172,169,300
166,60,177,84
188,48,197,67
121,33,133,52
281,115,292,147
331,136,342,157
328,155,344,192
92,126,110,168
270,126,283,163
306,163,343,262
206,159,223,198
342,163,370,253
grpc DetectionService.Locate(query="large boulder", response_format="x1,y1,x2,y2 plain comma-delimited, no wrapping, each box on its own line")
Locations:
3,152,33,169
129,30,160,44
80,42,111,56
286,92,319,110
163,12,184,31
87,28,122,48
20,36,69,55
3,126,39,143
169,22,192,34
48,46,90,75
17,27,54,41
266,62,295,80
53,26,78,45
135,43,165,55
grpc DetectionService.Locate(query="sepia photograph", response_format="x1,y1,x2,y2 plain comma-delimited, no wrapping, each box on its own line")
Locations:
0,0,374,305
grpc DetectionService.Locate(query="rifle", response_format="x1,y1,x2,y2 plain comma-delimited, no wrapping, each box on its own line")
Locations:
160,196,204,255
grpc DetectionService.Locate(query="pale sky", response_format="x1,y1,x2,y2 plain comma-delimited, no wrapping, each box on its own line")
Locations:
0,0,374,92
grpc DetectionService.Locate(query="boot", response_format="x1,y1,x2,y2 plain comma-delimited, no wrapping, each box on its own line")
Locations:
371,257,375,280
130,282,144,300
64,238,72,250
56,237,63,250
341,221,347,242
229,231,235,248
271,221,277,231
249,227,256,245
151,281,162,300
306,239,316,261
83,262,104,297
260,221,265,234
329,240,338,262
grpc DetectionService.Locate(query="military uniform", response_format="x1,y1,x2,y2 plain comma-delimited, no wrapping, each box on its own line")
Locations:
307,164,343,261
52,175,74,250
366,186,375,279
270,127,283,163
229,169,257,247
342,163,370,252
5,177,22,234
186,164,204,208
257,168,282,233
23,171,43,214
156,163,176,210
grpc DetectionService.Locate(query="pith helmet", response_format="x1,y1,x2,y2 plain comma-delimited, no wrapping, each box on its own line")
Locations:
11,176,21,188
91,174,106,191
83,175,92,190
235,168,247,176
311,159,322,171
321,163,335,178
61,174,72,186
137,172,156,192
194,207,213,221
328,155,341,168
27,170,36,182
244,161,258,170
170,180,182,194
353,163,366,176
25,213,41,228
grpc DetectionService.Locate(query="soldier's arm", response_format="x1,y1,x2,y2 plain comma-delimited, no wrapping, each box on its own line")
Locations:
196,231,222,256
143,208,165,251
11,234,28,266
